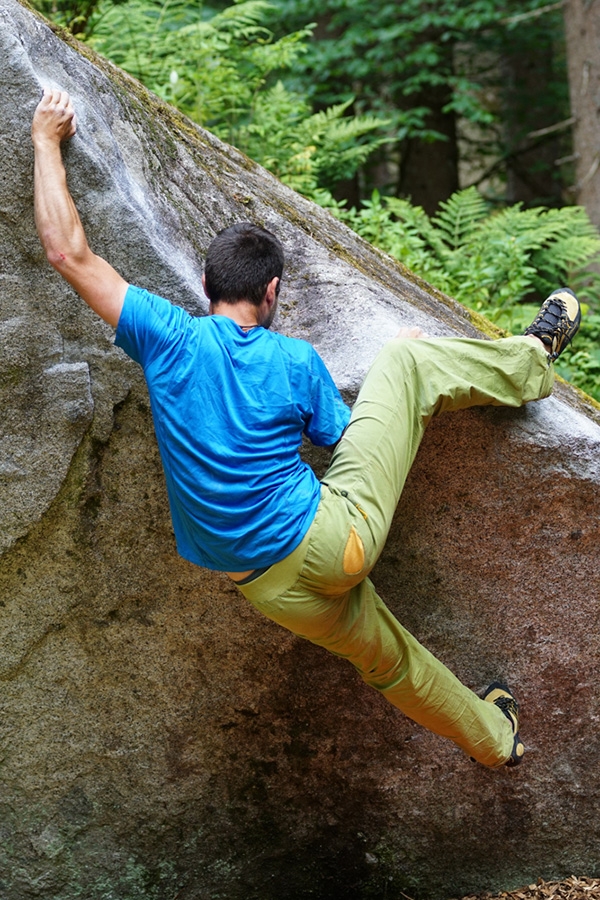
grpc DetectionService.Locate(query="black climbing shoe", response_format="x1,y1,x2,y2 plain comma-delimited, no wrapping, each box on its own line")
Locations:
483,681,524,767
523,287,581,361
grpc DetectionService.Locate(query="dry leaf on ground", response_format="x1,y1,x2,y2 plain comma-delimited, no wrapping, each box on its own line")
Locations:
451,877,600,900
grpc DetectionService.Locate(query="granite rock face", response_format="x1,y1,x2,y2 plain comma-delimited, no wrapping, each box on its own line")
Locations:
1,2,600,898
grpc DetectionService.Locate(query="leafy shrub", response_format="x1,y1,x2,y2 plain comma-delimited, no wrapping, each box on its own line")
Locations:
338,187,600,399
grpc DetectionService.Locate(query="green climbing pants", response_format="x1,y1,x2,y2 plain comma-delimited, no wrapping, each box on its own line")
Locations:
238,335,554,767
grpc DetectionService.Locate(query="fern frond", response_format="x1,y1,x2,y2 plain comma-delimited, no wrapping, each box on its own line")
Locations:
247,27,313,75
529,208,600,295
383,195,450,263
430,186,489,250
212,1,275,36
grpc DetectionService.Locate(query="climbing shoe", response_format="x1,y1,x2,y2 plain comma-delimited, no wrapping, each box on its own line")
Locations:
483,681,524,767
523,287,581,360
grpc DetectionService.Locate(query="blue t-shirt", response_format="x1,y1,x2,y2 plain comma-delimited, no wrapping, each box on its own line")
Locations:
115,285,351,571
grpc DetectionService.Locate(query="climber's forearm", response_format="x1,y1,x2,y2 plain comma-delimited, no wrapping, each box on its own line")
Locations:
33,136,90,273
32,88,128,328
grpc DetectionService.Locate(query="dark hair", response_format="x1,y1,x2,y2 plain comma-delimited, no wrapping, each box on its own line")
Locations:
204,223,285,306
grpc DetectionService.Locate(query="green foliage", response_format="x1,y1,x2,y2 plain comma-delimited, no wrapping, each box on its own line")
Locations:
31,0,108,34
82,0,387,200
239,93,388,197
339,186,600,400
87,0,305,125
269,0,566,143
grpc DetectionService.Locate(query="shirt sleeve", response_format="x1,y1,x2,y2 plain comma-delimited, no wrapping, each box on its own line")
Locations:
304,347,351,446
114,285,192,369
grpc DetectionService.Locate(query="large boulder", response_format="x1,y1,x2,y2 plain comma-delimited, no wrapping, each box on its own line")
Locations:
1,2,599,897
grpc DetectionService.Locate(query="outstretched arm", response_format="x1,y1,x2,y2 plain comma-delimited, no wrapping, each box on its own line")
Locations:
32,88,128,328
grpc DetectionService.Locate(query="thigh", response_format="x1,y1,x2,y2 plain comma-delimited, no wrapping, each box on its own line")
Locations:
324,335,554,558
324,339,427,557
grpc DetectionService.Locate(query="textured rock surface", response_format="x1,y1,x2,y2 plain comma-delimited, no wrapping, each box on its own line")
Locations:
1,2,600,898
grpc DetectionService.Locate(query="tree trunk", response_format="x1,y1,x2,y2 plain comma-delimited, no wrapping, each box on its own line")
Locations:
397,80,459,215
564,0,600,227
501,39,565,207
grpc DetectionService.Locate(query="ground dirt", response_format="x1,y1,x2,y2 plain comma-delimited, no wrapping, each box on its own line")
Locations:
452,878,600,900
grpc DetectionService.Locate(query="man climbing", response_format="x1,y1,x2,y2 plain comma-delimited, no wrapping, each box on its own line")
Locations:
32,87,581,769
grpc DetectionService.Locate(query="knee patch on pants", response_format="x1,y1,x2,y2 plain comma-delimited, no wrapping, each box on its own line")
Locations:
343,526,365,575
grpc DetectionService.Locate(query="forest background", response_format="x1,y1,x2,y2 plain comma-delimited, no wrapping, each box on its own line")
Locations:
33,0,600,401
